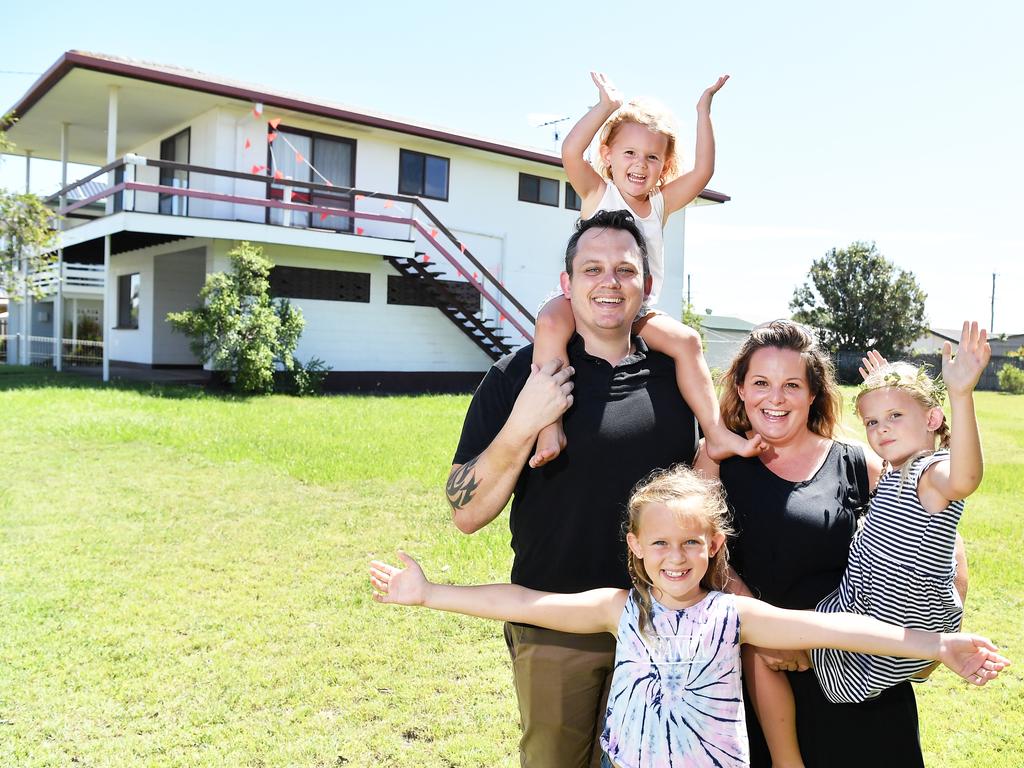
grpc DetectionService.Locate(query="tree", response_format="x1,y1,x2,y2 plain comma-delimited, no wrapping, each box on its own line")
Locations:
681,302,706,351
167,241,305,393
1,113,58,298
790,241,927,356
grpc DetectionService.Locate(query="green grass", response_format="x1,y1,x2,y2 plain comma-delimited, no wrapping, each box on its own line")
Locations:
0,366,1021,767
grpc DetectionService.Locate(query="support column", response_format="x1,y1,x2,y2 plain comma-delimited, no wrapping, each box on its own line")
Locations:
106,86,119,214
55,122,69,372
24,149,31,192
103,235,111,382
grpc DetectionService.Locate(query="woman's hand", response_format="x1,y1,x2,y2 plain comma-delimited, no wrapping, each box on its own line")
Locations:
590,71,624,111
370,551,429,606
755,646,812,672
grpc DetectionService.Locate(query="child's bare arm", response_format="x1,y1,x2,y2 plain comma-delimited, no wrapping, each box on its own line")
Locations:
640,314,764,459
562,72,622,203
533,297,575,366
661,75,729,215
735,596,1009,686
922,321,990,502
370,551,625,634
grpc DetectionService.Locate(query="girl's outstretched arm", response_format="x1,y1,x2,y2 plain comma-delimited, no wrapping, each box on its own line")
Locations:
735,596,1009,686
661,75,729,216
562,72,622,205
370,551,626,635
922,320,990,502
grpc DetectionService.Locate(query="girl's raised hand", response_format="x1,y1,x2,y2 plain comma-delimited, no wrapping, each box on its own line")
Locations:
697,75,730,112
942,321,991,396
939,633,1010,686
370,551,429,606
590,71,624,110
858,349,888,381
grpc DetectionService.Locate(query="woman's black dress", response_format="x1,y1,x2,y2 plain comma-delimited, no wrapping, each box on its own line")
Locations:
720,442,924,768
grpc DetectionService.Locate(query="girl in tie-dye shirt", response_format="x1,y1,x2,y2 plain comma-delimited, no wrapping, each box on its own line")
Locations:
370,466,1007,768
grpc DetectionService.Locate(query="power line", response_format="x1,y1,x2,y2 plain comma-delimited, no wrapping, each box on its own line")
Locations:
0,70,42,76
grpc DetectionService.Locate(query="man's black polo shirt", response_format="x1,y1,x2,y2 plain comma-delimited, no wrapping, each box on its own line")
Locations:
453,334,697,594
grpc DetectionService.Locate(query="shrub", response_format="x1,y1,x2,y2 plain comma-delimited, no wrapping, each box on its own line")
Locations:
997,363,1024,394
167,242,304,394
287,356,330,397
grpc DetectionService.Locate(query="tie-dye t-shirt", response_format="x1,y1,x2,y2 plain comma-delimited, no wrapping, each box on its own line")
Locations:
601,590,748,768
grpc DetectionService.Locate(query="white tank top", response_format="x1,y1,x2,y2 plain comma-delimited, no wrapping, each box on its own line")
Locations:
591,182,666,306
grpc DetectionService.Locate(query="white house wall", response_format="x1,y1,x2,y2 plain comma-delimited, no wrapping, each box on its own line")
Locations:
258,243,494,372
108,249,155,364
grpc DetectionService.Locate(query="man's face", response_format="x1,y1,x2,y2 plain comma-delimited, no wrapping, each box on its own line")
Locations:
559,227,650,335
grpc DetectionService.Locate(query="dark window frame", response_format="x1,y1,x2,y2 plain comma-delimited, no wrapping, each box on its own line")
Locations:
265,125,357,232
116,273,140,329
159,127,190,216
398,149,450,201
565,182,582,211
518,173,560,207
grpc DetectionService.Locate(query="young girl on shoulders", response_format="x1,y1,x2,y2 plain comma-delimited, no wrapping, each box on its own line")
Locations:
370,464,1007,768
746,320,993,768
530,72,763,469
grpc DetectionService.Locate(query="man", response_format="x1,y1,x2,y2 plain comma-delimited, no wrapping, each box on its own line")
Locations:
447,210,698,767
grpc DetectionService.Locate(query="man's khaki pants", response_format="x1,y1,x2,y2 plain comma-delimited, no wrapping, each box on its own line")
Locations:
504,622,616,768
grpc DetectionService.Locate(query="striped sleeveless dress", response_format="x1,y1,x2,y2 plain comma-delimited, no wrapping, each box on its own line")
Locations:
601,590,748,768
813,450,965,704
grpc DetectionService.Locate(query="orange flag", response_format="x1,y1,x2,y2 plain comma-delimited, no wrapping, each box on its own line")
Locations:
274,170,284,180
269,117,282,129
383,200,393,209
354,194,365,201
356,226,365,235
244,138,251,150
268,132,277,143
430,228,439,238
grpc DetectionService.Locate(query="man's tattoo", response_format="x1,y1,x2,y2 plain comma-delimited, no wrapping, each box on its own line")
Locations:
447,457,482,511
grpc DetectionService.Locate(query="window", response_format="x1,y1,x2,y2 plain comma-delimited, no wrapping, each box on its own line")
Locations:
267,126,355,231
269,266,370,303
398,150,450,200
565,182,582,211
117,273,140,328
387,275,481,313
159,128,190,216
518,173,559,207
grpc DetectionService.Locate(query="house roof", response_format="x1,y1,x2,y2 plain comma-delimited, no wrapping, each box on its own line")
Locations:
702,314,757,332
3,51,731,204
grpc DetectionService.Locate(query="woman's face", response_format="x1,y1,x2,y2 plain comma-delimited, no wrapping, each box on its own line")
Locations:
737,347,816,445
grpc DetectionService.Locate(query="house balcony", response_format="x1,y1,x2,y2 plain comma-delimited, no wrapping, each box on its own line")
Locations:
30,262,105,298
47,155,535,344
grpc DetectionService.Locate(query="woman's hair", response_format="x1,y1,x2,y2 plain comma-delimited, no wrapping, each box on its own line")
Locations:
624,465,734,637
719,320,843,439
594,98,681,185
856,361,950,485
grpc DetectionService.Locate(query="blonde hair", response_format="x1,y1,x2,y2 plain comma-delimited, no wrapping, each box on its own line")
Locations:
856,361,950,483
719,320,843,439
594,98,681,186
624,465,734,637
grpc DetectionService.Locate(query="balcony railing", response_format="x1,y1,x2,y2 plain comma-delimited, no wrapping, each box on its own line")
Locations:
30,262,105,295
49,156,536,341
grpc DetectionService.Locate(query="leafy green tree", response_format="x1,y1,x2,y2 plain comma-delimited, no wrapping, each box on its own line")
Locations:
681,302,706,351
167,241,305,393
790,241,927,356
1,113,58,298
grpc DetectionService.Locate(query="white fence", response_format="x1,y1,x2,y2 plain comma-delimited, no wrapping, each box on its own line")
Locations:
1,334,103,367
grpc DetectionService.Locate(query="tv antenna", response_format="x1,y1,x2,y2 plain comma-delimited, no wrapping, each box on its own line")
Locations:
528,113,572,148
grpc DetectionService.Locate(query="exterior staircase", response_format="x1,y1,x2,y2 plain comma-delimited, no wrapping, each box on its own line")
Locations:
384,255,514,361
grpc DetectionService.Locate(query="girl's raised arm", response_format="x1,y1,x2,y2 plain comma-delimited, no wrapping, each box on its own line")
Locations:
922,320,990,502
734,596,1009,687
661,75,729,216
561,72,622,203
370,551,626,635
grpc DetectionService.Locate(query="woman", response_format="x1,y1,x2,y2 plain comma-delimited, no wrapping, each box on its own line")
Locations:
695,320,925,767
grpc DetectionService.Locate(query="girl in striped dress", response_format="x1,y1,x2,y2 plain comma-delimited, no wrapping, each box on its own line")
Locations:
750,321,993,768
369,465,1006,768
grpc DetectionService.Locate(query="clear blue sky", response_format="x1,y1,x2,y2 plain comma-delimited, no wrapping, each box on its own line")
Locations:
3,0,1022,334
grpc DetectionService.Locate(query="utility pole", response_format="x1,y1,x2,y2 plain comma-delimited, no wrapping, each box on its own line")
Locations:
687,273,692,308
991,273,997,333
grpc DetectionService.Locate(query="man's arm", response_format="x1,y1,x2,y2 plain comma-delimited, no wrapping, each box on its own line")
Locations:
448,359,574,534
